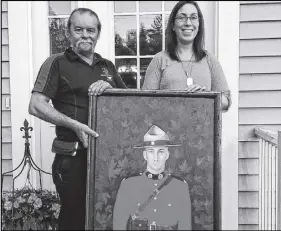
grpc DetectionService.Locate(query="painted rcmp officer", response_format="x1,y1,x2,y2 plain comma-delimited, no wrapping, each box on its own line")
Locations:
113,125,192,230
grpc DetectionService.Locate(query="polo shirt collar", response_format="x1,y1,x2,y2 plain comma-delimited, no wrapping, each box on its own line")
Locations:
65,47,106,65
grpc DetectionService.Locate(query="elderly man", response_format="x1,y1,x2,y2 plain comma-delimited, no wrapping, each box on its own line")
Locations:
113,125,192,230
29,8,127,230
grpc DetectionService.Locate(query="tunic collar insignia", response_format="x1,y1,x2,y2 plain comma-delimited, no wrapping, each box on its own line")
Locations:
145,171,165,180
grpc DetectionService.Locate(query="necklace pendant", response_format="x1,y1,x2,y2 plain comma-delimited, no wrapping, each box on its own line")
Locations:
187,77,193,86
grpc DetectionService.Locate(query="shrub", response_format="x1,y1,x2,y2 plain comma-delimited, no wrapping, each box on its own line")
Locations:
2,187,60,230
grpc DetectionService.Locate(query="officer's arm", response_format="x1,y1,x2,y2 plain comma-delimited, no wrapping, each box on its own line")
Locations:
177,182,192,230
113,179,131,230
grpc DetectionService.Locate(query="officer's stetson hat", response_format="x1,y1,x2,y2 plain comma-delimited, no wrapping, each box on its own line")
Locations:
134,125,181,148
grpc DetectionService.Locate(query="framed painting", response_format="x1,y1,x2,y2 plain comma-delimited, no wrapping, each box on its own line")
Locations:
86,89,222,230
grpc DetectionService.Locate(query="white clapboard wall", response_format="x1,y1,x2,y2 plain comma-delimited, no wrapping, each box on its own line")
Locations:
1,1,13,191
239,1,281,230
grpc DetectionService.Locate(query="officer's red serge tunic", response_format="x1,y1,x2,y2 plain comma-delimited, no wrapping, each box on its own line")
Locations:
113,171,192,230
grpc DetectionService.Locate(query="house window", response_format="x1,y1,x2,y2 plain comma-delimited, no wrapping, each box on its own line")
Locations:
48,1,78,55
114,1,177,89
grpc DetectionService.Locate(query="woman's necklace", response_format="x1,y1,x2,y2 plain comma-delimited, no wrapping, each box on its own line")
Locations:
177,52,194,86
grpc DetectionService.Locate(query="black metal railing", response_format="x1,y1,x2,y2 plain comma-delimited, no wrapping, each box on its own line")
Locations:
2,119,52,190
1,119,53,229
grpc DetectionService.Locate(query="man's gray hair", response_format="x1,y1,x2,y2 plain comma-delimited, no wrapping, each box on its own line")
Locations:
67,8,102,33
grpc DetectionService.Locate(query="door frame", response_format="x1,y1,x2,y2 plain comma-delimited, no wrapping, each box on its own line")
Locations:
216,1,239,230
8,1,239,229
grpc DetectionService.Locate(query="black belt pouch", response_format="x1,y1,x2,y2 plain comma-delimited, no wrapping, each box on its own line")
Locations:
51,137,79,156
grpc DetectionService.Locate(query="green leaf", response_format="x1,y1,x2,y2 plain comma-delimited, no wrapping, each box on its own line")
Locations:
30,217,37,230
104,204,112,214
108,159,117,178
196,156,204,167
12,212,22,220
22,218,31,230
35,209,45,217
51,218,58,230
178,160,192,174
101,192,110,204
3,220,14,230
192,199,204,211
40,220,47,230
117,156,128,169
194,175,203,184
95,202,103,211
108,159,122,179
15,223,22,230
22,205,29,213
95,212,102,224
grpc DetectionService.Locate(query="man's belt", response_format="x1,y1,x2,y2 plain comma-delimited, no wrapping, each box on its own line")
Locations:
51,138,84,156
149,221,178,230
130,221,178,230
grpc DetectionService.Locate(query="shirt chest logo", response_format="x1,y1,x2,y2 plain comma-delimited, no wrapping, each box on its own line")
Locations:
101,67,113,81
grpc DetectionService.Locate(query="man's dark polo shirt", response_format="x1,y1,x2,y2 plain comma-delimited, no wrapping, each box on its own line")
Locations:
32,47,127,142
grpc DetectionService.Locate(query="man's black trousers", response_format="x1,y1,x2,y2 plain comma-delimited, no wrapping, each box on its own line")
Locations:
52,149,87,230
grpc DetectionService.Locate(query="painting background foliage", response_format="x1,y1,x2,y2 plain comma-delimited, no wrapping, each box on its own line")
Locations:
89,94,218,230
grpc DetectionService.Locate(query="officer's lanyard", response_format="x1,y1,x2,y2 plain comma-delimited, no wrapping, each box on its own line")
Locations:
132,175,173,220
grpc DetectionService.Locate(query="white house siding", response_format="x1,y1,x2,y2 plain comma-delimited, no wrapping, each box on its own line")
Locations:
239,1,281,230
1,1,13,191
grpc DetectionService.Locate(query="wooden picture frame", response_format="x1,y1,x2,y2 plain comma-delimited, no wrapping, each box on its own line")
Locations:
86,89,222,230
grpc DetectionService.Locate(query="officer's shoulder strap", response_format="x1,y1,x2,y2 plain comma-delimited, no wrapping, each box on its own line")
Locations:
171,174,187,184
121,172,143,182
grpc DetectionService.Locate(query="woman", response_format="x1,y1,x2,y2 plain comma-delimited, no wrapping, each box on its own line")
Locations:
142,1,231,111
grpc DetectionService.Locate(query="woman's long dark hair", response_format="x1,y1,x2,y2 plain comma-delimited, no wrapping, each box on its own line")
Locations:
165,1,206,61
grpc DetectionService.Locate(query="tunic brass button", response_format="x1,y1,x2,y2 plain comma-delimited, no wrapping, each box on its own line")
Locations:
154,197,157,200
154,183,158,186
137,203,140,206
154,209,157,212
139,224,142,227
168,204,171,207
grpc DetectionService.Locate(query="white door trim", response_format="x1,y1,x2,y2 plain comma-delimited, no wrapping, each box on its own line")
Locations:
30,1,52,188
8,1,52,189
8,1,36,188
217,1,239,230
